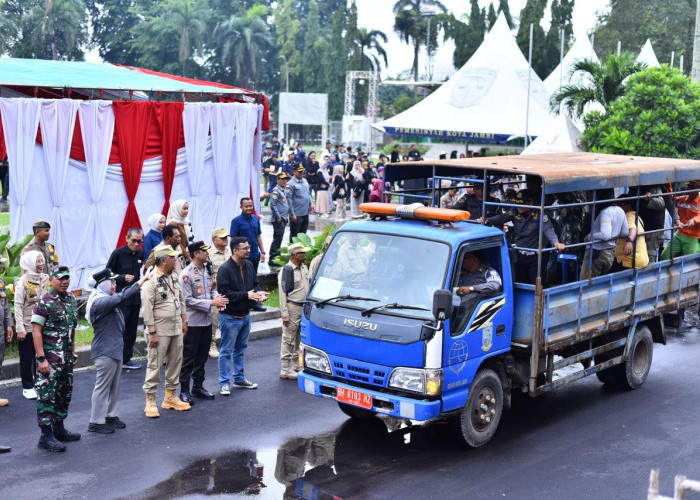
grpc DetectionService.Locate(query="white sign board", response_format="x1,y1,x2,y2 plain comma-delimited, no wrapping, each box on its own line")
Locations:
278,92,328,125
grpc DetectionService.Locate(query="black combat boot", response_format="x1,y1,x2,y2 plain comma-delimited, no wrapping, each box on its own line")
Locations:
38,425,66,452
53,420,81,442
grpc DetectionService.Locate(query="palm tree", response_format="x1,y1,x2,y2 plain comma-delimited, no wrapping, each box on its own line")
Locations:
163,0,208,77
550,52,648,119
356,28,388,71
215,5,273,86
19,0,87,60
393,0,446,80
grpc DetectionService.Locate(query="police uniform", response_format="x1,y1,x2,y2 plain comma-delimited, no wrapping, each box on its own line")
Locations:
0,270,14,396
141,247,190,416
14,272,49,393
458,265,502,293
179,241,218,402
32,266,80,450
288,169,313,242
278,243,310,379
207,228,232,358
269,173,292,259
23,220,59,275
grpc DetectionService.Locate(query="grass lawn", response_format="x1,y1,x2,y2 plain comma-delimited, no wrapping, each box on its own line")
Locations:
0,212,8,227
264,288,280,309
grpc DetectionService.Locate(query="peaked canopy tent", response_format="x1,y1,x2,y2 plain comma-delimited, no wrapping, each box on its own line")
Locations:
543,35,599,95
636,39,661,68
521,113,583,155
373,13,557,144
0,58,269,290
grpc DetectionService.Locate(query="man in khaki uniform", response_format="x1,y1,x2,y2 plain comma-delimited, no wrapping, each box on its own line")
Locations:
141,246,190,417
207,228,232,358
145,225,187,275
278,243,310,380
23,220,59,274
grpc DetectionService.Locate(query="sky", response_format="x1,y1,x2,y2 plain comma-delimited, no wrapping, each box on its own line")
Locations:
356,0,611,80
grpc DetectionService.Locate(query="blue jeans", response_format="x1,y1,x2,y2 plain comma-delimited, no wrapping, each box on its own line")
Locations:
218,314,252,385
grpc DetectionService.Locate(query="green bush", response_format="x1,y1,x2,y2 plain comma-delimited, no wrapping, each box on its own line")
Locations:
272,224,337,267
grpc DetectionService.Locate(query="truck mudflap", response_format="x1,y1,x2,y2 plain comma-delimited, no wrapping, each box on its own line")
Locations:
298,371,443,422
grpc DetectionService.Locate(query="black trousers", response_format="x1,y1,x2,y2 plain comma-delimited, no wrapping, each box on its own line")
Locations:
18,335,36,389
270,219,286,258
180,325,212,390
289,214,309,242
249,257,260,275
120,303,141,363
515,253,549,285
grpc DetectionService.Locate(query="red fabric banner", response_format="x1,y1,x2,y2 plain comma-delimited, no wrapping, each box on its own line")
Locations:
154,102,184,215
113,101,154,246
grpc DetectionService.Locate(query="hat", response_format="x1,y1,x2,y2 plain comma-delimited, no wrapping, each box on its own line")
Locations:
51,266,70,279
154,246,178,258
294,164,305,172
33,220,51,230
188,240,210,255
288,242,310,255
93,268,118,285
287,149,296,155
270,152,278,157
212,228,229,239
277,172,291,180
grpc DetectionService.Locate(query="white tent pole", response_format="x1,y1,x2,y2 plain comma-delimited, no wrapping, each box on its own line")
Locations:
616,40,621,56
559,28,565,87
671,51,675,67
680,55,685,74
525,23,533,148
590,34,595,53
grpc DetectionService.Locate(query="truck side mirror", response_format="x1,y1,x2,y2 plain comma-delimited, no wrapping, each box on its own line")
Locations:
281,265,295,295
433,289,453,321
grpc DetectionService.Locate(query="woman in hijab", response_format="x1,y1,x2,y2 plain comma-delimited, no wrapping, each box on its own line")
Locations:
143,213,165,262
86,267,152,434
332,165,347,221
349,161,365,217
368,178,384,203
166,199,193,259
316,155,331,218
14,251,49,399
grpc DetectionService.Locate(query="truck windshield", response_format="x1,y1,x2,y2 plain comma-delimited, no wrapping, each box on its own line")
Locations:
309,232,449,319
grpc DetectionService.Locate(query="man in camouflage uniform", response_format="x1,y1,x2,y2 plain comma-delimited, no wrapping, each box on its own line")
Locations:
31,266,80,453
23,220,59,274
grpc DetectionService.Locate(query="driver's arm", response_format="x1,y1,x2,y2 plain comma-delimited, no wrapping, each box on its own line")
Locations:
473,268,502,293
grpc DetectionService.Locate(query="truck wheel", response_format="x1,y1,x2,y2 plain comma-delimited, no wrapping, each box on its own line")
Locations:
459,369,503,448
337,402,376,420
612,325,653,390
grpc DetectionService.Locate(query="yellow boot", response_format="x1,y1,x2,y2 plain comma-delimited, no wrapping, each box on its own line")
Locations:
161,389,191,411
144,393,160,418
209,335,219,358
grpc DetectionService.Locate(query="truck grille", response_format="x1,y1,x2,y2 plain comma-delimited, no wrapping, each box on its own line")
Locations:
332,358,388,387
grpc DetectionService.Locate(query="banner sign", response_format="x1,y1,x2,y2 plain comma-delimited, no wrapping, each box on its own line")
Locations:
382,126,511,143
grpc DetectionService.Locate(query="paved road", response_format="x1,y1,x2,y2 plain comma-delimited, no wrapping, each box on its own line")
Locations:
1,327,699,499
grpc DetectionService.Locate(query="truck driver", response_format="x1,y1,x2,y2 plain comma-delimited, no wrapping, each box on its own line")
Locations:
455,252,502,297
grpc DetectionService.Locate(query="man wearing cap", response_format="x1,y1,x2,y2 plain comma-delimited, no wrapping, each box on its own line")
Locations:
270,172,292,260
278,243,310,380
0,256,14,410
207,228,231,358
106,227,144,371
32,266,80,452
179,241,229,405
288,164,314,243
87,267,152,435
24,220,59,274
141,246,190,417
440,184,460,209
282,150,297,177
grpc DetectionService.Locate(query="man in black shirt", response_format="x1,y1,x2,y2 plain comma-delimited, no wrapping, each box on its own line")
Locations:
106,227,144,370
407,144,421,160
216,237,268,395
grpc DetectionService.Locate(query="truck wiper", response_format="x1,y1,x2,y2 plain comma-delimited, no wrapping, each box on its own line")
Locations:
314,294,380,308
361,302,429,317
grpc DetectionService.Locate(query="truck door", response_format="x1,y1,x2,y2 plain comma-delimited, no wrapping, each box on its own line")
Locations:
442,237,514,412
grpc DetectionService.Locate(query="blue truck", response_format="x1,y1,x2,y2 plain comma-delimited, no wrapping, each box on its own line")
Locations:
295,153,700,447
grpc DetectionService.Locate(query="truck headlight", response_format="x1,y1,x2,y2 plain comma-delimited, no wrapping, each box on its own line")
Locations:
389,368,442,395
302,345,331,374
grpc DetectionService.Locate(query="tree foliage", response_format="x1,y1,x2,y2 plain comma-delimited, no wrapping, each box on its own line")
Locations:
393,0,447,80
516,0,547,78
583,66,700,159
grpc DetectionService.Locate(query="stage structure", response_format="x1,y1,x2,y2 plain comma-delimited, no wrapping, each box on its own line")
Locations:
342,71,381,151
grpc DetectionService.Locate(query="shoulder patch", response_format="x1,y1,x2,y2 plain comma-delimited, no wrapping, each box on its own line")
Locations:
182,275,190,283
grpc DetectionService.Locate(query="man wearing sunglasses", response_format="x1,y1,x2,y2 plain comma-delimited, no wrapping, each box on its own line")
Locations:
106,227,145,370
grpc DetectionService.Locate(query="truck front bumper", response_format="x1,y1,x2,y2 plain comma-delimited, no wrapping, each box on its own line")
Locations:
298,371,442,421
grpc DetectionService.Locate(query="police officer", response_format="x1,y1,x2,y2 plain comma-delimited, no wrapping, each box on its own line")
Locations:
32,266,80,452
24,220,59,274
278,243,310,380
282,150,297,176
288,164,314,242
486,189,564,284
270,172,291,260
141,246,190,418
455,252,503,296
207,228,231,358
179,241,228,405
453,183,500,221
0,257,13,408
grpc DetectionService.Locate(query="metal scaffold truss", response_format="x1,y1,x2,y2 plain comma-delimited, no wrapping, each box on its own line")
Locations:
344,71,380,118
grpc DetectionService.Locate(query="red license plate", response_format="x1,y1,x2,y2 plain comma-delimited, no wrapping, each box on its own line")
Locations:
336,386,373,409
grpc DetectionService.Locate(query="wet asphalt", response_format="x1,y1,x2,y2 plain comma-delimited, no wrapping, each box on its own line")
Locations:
1,328,699,500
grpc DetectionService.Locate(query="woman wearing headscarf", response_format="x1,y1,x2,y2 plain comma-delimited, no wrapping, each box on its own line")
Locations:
14,251,49,399
86,267,153,434
368,178,384,203
167,199,193,260
349,161,365,217
332,165,347,221
316,155,331,218
143,213,165,263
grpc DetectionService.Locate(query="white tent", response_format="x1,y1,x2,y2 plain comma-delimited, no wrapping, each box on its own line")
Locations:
636,39,660,68
543,36,599,95
373,13,556,143
521,112,583,155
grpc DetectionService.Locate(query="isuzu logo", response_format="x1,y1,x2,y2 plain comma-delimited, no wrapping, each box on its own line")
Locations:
343,318,378,331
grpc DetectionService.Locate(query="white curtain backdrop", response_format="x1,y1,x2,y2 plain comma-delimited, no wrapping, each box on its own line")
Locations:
230,103,259,222
210,103,238,233
252,104,264,214
4,98,261,290
0,98,41,239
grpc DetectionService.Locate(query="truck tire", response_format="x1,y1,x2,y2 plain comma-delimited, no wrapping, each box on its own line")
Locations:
459,368,503,448
337,402,376,420
610,325,653,390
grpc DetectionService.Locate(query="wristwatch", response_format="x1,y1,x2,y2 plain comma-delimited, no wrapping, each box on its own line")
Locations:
37,355,46,362
626,237,634,243
469,286,475,293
